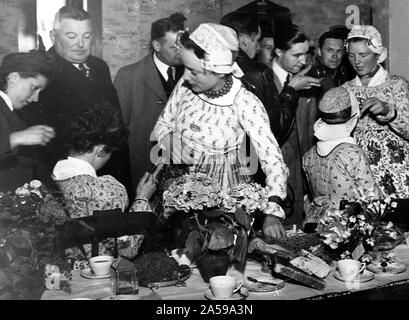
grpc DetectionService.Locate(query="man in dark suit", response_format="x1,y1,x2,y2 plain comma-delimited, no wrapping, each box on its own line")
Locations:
114,13,186,191
272,24,322,226
20,6,132,196
0,51,55,192
309,29,354,104
220,11,298,147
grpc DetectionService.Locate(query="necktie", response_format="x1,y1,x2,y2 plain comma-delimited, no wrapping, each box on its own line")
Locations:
284,74,291,87
167,67,176,90
78,63,93,81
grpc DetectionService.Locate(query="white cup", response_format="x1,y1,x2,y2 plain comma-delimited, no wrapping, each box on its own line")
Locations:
209,275,243,299
89,255,114,276
337,259,366,280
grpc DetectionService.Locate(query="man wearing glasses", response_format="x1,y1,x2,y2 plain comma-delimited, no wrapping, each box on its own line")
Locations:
114,13,186,192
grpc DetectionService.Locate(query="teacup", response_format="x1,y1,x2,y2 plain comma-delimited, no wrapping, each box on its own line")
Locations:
209,275,243,299
337,259,366,280
89,255,114,276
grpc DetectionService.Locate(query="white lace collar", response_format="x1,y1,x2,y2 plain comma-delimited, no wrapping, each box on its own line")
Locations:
52,157,97,181
353,65,388,87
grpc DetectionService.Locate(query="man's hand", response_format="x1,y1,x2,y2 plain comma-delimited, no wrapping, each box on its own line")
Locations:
361,97,390,117
136,172,157,200
10,125,55,149
288,64,323,91
262,215,286,238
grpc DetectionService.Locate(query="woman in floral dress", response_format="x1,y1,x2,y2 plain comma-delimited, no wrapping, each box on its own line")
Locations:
52,103,158,261
342,25,409,198
303,87,382,225
152,23,289,238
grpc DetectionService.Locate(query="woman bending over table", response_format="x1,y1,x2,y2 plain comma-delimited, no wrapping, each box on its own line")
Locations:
152,23,289,238
52,103,159,260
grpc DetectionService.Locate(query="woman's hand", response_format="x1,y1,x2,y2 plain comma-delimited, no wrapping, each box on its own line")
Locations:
361,97,390,117
10,125,55,149
136,172,157,200
262,215,286,238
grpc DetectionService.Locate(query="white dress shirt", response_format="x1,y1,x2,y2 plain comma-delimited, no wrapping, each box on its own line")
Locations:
153,53,174,81
272,60,292,88
0,90,14,111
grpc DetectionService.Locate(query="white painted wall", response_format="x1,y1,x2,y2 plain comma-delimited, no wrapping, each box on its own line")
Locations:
389,0,409,78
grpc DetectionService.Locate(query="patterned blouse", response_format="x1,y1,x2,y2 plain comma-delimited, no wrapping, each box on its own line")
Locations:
303,143,381,211
343,71,409,198
55,174,152,260
153,77,289,218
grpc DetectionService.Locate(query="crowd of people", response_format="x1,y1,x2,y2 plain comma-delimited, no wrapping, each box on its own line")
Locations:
1,4,408,261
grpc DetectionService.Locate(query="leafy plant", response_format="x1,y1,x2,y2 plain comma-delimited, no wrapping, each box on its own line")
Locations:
0,181,72,299
162,173,273,266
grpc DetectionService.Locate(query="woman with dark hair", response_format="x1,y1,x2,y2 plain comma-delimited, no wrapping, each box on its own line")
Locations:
52,103,159,259
0,50,56,191
153,23,289,238
343,25,409,198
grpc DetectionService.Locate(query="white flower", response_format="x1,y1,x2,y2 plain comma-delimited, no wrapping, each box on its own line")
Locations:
15,187,30,197
329,242,339,249
385,222,394,229
366,238,375,246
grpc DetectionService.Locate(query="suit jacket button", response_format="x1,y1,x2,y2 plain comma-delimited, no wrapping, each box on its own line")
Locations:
158,99,164,105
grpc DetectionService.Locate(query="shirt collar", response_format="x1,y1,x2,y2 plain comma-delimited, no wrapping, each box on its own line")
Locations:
52,157,97,181
73,62,90,70
153,52,172,81
273,60,291,86
354,65,388,87
0,91,14,111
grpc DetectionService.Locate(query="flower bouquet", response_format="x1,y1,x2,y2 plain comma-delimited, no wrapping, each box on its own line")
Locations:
162,173,272,267
315,193,401,262
0,181,72,299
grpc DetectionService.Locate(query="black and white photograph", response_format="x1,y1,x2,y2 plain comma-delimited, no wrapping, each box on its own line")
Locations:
0,0,408,310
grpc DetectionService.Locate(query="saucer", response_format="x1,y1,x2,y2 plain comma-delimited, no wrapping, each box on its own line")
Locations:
204,288,249,300
333,270,375,283
367,262,407,274
80,268,110,280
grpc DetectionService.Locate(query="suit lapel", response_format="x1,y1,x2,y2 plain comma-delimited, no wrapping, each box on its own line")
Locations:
142,54,167,102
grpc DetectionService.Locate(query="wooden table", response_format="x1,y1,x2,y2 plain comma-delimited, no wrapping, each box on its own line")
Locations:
41,243,409,300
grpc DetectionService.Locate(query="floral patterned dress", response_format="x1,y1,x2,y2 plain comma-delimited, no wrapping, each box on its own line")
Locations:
153,77,289,218
303,143,381,223
343,69,409,198
54,161,152,261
